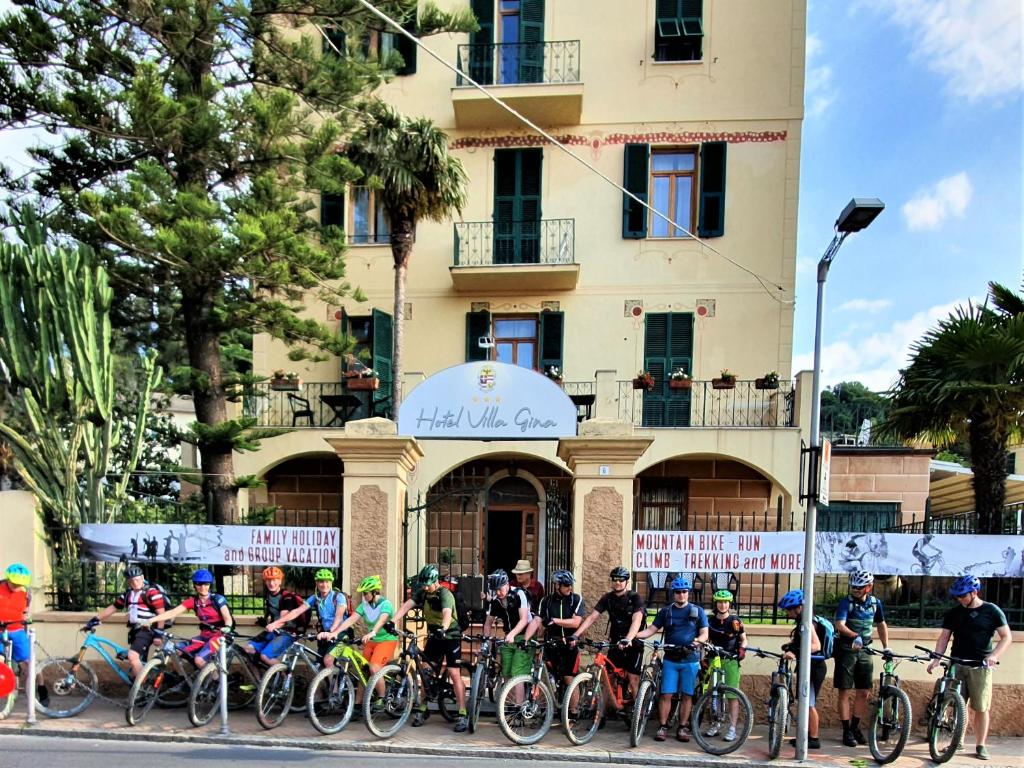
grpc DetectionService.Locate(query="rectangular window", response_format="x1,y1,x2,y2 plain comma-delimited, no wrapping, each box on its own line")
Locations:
818,501,901,533
654,0,703,62
350,188,390,245
494,316,537,369
466,310,562,370
649,149,696,238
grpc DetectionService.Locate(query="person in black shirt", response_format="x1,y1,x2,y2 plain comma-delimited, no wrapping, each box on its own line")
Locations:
482,569,535,683
573,566,645,701
533,569,585,688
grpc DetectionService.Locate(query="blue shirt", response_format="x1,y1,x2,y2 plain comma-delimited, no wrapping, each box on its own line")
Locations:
305,590,347,630
835,595,884,646
652,602,708,661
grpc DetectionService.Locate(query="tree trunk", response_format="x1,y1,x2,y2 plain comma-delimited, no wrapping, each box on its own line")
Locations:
969,412,1009,535
389,216,415,413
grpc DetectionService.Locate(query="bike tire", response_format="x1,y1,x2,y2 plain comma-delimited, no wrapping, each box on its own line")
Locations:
188,662,222,727
255,663,294,730
869,686,912,765
690,685,753,756
35,658,98,718
469,662,487,733
307,666,356,735
125,658,163,725
496,673,554,746
767,685,789,760
363,663,414,738
630,678,657,747
562,671,603,746
154,664,191,709
437,676,458,722
0,686,14,720
928,691,966,764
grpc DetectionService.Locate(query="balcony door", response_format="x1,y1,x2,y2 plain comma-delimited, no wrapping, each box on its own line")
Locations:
642,312,694,427
470,0,544,85
493,148,542,264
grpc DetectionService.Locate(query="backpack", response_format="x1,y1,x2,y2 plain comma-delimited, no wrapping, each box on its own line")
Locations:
453,589,473,632
812,615,836,660
142,582,176,613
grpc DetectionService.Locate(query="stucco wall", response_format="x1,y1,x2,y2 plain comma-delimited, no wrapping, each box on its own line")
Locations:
830,451,932,523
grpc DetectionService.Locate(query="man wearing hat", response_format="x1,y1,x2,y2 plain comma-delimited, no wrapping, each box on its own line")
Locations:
511,559,545,614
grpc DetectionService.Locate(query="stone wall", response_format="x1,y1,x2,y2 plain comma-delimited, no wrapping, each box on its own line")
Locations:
581,486,625,607
830,450,931,524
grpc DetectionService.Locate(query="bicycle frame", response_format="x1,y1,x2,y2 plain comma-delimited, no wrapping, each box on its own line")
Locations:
74,632,133,686
332,643,371,687
585,642,631,711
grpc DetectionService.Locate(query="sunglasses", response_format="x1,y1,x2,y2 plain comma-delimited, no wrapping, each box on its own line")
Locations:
611,577,628,583
673,589,689,594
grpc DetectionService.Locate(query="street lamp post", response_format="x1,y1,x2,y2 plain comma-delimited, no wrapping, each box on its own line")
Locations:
795,198,884,761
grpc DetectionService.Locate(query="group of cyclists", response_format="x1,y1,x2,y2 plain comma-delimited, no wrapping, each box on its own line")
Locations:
0,558,1014,759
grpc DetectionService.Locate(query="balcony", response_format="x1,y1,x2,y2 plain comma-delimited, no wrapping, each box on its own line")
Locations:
616,379,796,428
452,41,583,129
451,219,578,292
243,382,390,429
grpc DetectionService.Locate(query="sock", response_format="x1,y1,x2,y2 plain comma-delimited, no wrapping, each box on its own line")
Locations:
851,717,861,731
842,719,851,733
418,705,428,712
459,708,466,715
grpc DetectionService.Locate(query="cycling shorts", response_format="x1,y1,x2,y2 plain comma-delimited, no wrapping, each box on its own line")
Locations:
363,639,398,668
177,631,223,663
661,658,699,696
247,631,295,661
127,626,157,657
3,628,30,663
423,635,461,668
544,643,580,680
608,642,644,676
500,642,533,678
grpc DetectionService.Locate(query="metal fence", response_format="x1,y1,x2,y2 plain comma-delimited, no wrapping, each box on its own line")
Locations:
617,379,796,428
243,382,390,428
453,219,575,267
456,40,581,86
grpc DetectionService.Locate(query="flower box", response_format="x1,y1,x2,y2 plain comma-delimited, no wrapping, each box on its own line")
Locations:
346,377,379,391
269,379,301,391
755,377,779,390
669,379,692,390
712,378,736,390
632,376,655,391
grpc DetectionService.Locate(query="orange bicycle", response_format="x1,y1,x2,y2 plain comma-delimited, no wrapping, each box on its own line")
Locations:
562,639,635,745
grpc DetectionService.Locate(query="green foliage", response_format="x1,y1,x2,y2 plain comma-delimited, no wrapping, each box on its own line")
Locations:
819,380,889,437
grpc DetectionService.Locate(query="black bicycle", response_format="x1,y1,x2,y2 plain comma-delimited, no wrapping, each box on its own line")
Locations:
255,632,323,729
914,645,987,763
467,635,505,733
864,647,928,764
748,647,792,760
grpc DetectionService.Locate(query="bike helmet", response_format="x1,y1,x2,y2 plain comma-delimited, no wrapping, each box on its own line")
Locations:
487,569,509,594
551,570,575,587
314,568,334,582
262,566,285,581
949,574,981,597
713,589,733,603
670,576,691,591
778,589,804,609
4,563,30,587
609,566,630,581
192,568,214,585
418,564,439,586
125,565,145,580
358,574,383,593
849,570,874,588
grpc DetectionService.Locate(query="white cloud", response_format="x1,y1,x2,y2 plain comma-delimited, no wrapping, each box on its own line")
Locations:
793,298,970,391
837,298,892,313
804,33,837,118
868,0,1023,102
902,172,972,231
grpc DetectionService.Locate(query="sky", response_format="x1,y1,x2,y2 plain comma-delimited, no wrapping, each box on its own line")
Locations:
0,0,1021,394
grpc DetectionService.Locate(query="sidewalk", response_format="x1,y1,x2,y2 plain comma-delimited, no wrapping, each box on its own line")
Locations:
0,699,1020,768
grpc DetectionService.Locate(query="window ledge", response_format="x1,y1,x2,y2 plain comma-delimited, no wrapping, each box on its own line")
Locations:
649,59,704,66
347,241,392,248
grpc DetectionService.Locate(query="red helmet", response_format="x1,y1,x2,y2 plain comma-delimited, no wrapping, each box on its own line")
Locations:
262,566,284,581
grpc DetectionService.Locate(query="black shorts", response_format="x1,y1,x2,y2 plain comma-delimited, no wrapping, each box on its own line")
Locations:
424,634,462,668
834,647,874,690
127,626,156,658
608,642,644,676
544,642,580,680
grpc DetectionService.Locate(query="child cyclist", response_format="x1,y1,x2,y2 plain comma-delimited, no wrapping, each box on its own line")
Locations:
139,568,233,669
267,568,348,664
0,564,37,703
323,575,398,682
705,589,747,742
89,564,167,678
246,566,306,666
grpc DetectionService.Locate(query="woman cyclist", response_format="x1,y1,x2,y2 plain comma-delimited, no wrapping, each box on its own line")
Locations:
139,568,234,669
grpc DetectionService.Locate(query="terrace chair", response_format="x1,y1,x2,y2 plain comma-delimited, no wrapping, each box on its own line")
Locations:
287,393,314,427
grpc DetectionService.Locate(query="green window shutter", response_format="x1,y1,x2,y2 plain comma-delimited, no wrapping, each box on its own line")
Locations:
340,308,350,377
538,310,563,373
818,501,900,533
643,312,693,427
622,143,650,239
470,0,495,85
680,0,704,36
666,313,693,427
656,0,682,37
493,148,543,264
519,0,545,84
320,192,345,229
466,311,490,362
697,141,726,238
394,21,418,75
322,26,346,56
371,308,393,389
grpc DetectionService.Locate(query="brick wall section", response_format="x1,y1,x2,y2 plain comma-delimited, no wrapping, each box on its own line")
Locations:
829,452,931,523
264,455,344,517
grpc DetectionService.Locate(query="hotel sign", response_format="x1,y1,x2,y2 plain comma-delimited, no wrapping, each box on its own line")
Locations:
398,361,578,439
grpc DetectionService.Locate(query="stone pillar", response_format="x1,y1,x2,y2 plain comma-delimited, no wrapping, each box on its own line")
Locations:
557,422,652,607
327,419,423,601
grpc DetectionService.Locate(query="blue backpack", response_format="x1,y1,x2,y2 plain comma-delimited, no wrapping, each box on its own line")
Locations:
812,615,836,660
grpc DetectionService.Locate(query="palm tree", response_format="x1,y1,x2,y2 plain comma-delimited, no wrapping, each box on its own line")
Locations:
347,102,468,411
879,282,1024,534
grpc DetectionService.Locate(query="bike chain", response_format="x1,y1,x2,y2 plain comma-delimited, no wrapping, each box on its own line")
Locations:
34,639,130,710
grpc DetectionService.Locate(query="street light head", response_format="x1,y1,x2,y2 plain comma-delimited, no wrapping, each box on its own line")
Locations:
836,198,885,233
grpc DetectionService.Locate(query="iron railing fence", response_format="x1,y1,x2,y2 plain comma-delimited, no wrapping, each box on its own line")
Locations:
617,379,796,428
455,40,581,86
243,381,391,428
884,502,1024,536
453,219,575,267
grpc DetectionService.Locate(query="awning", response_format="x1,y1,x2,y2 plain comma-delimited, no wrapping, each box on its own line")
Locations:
929,459,1024,514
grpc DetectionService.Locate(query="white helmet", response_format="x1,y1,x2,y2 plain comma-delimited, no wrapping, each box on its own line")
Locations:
849,570,874,588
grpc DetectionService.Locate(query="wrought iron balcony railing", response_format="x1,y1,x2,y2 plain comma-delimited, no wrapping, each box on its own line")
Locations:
617,379,795,428
456,40,581,86
243,382,391,428
453,219,575,267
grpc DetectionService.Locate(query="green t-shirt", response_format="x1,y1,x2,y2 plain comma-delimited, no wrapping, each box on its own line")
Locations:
356,597,398,642
415,586,460,639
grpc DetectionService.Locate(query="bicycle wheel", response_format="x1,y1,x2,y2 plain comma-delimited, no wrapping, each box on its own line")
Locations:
188,662,222,726
436,676,458,722
928,691,966,764
468,662,488,733
154,663,191,708
307,666,356,734
630,678,657,747
869,686,912,764
256,663,294,730
288,665,313,713
562,671,603,746
35,658,98,718
364,663,414,738
497,674,554,746
691,685,753,756
766,685,789,760
0,670,15,720
125,658,163,725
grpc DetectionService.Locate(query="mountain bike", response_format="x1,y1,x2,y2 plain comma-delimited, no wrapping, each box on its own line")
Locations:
187,630,262,727
629,640,690,747
864,647,927,764
255,632,323,729
748,646,793,760
363,628,460,738
306,637,372,734
496,638,570,746
467,635,505,734
125,628,198,725
562,639,634,745
690,640,753,755
915,644,983,763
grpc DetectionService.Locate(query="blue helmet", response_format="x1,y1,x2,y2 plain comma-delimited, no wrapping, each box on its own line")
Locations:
778,589,804,610
192,568,214,585
670,576,692,591
949,575,981,597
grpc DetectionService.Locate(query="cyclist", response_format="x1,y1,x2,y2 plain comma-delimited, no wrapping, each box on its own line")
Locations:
778,588,825,750
635,575,708,743
511,559,545,613
834,570,889,748
534,570,585,696
246,566,305,666
705,589,747,742
325,574,399,683
139,568,233,669
572,565,645,704
0,563,35,697
391,564,468,732
912,534,943,574
927,575,1012,761
483,569,534,699
89,564,167,677
266,568,347,662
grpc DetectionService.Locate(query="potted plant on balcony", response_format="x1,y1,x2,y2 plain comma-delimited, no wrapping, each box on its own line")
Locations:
544,365,563,387
669,369,692,390
345,367,380,391
632,370,655,391
269,369,302,391
755,371,780,390
712,369,737,390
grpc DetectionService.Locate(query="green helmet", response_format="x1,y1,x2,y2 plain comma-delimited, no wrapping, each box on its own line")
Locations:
713,589,734,603
314,568,335,582
418,564,439,586
358,574,383,593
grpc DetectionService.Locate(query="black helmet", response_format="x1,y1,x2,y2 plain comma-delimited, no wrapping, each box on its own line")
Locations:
551,570,575,587
487,569,509,594
125,565,145,579
609,566,630,582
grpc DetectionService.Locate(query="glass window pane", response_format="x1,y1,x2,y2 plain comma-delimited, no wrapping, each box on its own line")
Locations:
352,188,370,243
375,198,389,242
651,152,694,172
510,319,536,337
500,0,520,10
496,343,514,364
494,319,517,337
651,176,670,237
516,342,534,368
673,177,693,236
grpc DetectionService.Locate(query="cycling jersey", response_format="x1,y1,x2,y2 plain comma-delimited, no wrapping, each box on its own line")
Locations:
0,580,30,631
181,593,230,631
413,586,461,639
593,589,646,641
835,594,884,646
652,602,707,661
356,597,398,642
305,589,346,630
707,613,744,654
538,592,585,640
487,586,531,631
113,584,166,626
263,589,305,631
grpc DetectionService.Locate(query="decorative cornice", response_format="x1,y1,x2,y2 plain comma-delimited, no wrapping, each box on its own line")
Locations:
557,436,654,472
326,436,424,475
451,130,787,151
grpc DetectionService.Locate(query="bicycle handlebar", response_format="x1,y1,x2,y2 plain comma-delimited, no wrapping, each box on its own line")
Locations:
865,647,928,662
913,645,992,668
